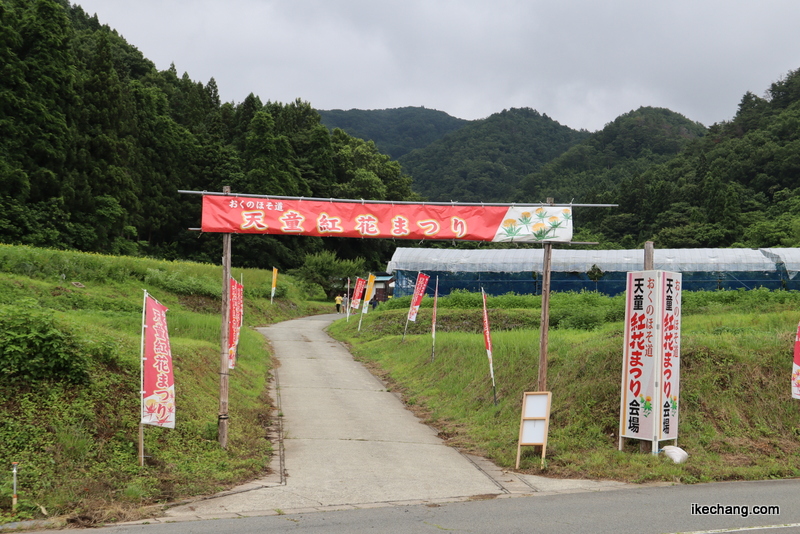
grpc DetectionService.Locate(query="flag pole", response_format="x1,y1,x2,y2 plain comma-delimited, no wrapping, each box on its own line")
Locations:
139,290,148,467
346,278,351,322
431,276,438,362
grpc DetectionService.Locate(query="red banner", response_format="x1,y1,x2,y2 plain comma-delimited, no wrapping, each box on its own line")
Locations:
351,277,366,310
407,273,430,322
228,277,243,369
793,321,800,399
431,276,439,340
481,289,496,385
201,195,573,243
142,294,175,428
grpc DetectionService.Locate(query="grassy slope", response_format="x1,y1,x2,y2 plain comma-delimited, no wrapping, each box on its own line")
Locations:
0,245,327,525
328,291,800,484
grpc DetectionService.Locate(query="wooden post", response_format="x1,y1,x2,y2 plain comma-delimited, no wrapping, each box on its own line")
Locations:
138,424,144,467
538,198,555,392
219,186,231,449
644,241,654,270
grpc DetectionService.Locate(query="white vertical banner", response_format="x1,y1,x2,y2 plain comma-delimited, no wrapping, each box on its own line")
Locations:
658,272,682,441
481,287,498,406
620,271,660,443
619,271,682,447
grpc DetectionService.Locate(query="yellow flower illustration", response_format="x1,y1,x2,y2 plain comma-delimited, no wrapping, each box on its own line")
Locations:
503,219,517,228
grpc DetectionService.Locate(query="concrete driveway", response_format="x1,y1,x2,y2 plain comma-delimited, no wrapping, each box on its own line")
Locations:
158,314,628,521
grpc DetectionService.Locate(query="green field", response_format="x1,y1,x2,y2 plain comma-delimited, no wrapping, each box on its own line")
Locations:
2,244,800,526
329,290,800,484
0,245,326,526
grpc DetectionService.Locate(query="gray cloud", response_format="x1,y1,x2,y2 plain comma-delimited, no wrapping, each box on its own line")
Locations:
75,0,800,131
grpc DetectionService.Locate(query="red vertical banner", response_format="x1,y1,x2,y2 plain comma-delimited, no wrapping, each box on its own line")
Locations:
431,276,439,362
351,277,366,311
228,277,243,369
792,321,800,399
431,276,439,341
142,294,175,428
407,272,430,322
481,288,496,387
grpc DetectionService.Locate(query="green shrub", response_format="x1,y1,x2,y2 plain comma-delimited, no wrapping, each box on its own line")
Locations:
144,269,219,298
0,300,88,385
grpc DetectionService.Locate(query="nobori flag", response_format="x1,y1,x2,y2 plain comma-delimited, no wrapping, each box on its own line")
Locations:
407,273,430,322
351,277,366,310
793,321,800,399
228,277,243,369
142,294,175,428
201,196,573,243
481,288,496,386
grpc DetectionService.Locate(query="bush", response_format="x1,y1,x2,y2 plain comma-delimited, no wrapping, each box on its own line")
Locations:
144,269,219,298
0,300,88,385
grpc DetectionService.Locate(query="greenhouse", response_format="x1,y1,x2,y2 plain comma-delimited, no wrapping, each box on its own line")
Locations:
387,247,799,297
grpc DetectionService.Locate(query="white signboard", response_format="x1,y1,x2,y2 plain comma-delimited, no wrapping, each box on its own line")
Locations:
619,271,682,449
516,391,551,468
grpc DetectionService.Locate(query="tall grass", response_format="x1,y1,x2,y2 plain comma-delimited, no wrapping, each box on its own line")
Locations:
0,245,321,525
328,290,800,483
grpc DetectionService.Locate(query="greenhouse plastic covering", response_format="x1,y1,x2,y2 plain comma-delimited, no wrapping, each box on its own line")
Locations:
760,248,800,280
387,247,780,274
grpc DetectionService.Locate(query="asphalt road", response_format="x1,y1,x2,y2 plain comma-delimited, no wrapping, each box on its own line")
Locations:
58,479,800,533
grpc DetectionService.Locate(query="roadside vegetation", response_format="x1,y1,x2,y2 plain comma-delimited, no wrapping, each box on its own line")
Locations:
329,288,800,483
0,245,327,526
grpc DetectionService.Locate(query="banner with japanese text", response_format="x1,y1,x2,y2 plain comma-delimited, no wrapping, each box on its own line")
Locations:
407,272,430,322
658,272,682,440
350,277,366,311
793,321,800,399
481,288,496,386
201,195,573,243
361,274,376,315
228,277,243,369
142,293,175,428
271,267,278,302
619,271,682,443
432,276,439,342
620,271,659,441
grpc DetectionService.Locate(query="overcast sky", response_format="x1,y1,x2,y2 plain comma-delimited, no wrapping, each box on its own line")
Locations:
73,0,800,132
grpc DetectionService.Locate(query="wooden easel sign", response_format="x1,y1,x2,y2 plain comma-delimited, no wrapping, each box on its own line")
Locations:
516,391,551,468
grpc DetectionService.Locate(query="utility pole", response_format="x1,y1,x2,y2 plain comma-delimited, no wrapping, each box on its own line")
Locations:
219,186,231,448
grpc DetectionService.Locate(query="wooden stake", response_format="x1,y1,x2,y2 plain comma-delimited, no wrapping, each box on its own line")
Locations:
537,198,555,392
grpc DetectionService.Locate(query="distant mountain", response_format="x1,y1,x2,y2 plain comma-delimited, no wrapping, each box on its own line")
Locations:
397,108,590,202
317,107,470,159
517,106,707,203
